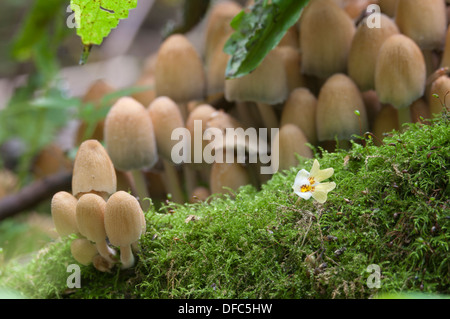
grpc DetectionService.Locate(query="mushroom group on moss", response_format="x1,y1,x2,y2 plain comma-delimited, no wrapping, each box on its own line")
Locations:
49,1,450,276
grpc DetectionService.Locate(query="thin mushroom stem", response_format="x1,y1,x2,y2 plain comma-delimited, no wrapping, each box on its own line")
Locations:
95,241,116,264
397,106,412,130
120,245,135,269
131,169,150,211
162,159,185,203
183,164,198,199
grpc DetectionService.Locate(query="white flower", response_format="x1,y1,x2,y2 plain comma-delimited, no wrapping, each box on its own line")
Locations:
293,159,336,204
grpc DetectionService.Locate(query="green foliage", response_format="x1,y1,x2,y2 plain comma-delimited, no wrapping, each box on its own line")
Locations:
1,111,448,299
224,0,308,79
70,0,137,46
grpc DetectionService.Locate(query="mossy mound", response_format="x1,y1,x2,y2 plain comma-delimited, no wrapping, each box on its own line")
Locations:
0,112,449,299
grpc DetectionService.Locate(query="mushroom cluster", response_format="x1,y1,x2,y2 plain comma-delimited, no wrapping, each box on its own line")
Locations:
72,0,449,205
51,139,146,270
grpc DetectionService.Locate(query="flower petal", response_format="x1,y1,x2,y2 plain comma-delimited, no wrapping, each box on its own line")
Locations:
295,190,312,200
311,182,336,203
311,190,328,203
313,168,334,183
294,169,310,185
309,159,320,177
314,182,336,193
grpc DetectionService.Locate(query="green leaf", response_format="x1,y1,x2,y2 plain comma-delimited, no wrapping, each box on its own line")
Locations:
224,0,308,79
71,0,138,46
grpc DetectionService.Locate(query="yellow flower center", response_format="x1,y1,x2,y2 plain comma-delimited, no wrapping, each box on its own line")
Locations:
300,184,315,193
308,177,315,185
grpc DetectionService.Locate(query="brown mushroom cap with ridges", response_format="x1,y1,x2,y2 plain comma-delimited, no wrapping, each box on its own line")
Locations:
395,0,447,50
428,75,450,116
299,0,355,78
374,34,426,123
148,96,185,161
72,139,117,200
204,0,242,67
148,96,185,203
271,124,313,172
316,73,368,142
105,191,144,269
76,193,116,263
348,13,399,92
51,191,79,237
155,34,205,103
104,97,158,171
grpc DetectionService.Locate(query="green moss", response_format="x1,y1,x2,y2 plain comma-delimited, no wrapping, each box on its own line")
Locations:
0,111,449,299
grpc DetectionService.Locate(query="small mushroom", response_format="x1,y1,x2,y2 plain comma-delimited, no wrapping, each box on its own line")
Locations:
396,0,446,76
70,238,98,266
148,96,186,203
395,0,446,51
105,191,145,269
72,139,117,200
374,34,426,126
271,124,313,172
204,0,242,67
347,13,399,92
372,104,399,145
76,193,116,263
428,75,450,116
154,34,206,119
51,191,79,237
299,0,355,79
316,73,368,150
209,161,250,196
104,97,158,210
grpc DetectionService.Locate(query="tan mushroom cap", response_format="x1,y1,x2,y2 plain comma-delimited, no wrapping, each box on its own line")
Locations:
271,124,313,172
148,96,185,161
299,0,355,78
374,34,426,110
155,34,206,103
76,193,108,243
316,73,368,142
428,75,450,116
348,13,399,91
186,104,217,166
395,0,447,50
378,0,399,17
71,238,98,266
72,139,117,199
204,0,242,67
104,191,144,248
104,96,158,171
51,191,78,237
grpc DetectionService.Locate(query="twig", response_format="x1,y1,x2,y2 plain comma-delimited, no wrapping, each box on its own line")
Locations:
0,171,72,221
